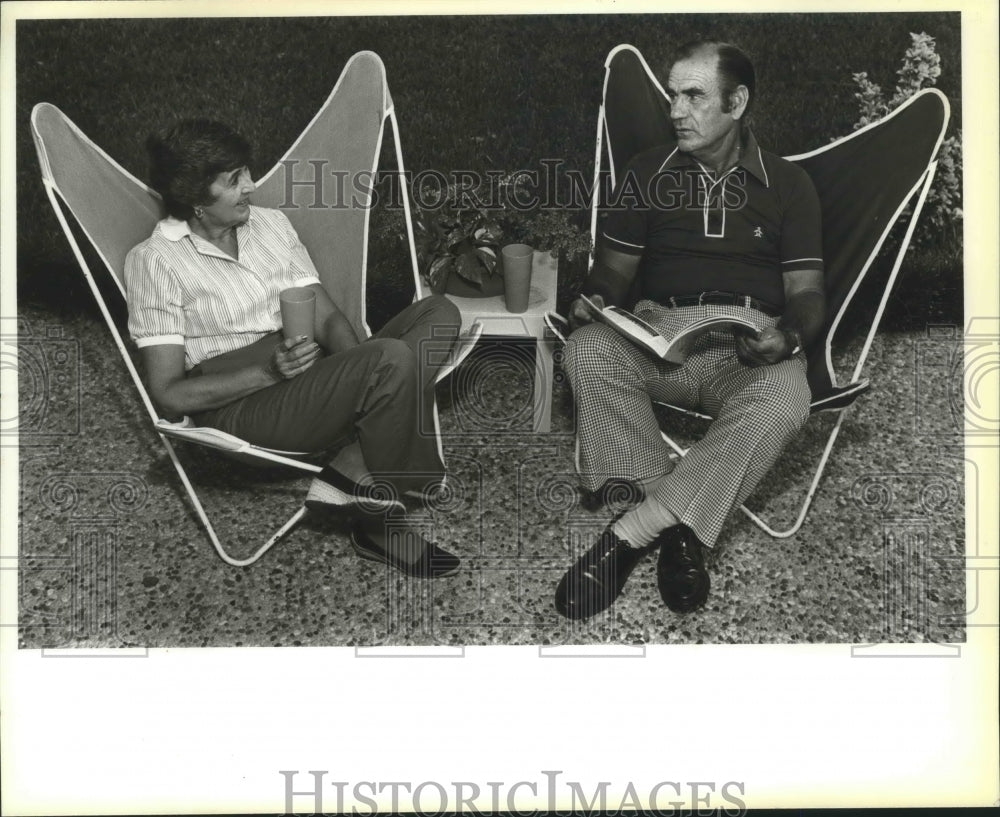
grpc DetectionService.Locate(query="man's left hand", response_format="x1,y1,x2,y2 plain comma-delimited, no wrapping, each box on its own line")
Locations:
734,326,795,366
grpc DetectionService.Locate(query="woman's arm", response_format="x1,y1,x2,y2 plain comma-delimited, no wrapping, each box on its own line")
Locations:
278,208,361,354
309,283,361,354
143,338,320,419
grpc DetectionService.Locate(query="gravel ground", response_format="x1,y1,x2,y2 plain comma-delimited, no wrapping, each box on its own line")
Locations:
15,302,966,648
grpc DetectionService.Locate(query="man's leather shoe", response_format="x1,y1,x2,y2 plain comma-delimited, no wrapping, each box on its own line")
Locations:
655,524,710,613
555,522,650,620
350,523,460,579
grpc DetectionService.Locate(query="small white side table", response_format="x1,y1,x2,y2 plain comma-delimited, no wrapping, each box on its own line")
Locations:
439,251,558,432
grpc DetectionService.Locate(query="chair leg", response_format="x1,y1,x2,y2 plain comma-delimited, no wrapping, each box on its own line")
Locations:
738,413,847,538
659,410,848,540
533,336,555,433
160,435,309,567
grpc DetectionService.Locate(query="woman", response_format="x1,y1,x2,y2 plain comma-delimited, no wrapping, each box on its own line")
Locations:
125,119,463,578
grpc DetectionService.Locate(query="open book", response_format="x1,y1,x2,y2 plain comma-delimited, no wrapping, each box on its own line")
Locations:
580,295,762,364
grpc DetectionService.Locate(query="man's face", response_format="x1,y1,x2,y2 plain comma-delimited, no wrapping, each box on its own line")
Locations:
667,51,740,161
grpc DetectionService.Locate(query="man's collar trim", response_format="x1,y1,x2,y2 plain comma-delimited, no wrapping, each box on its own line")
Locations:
658,130,770,187
741,130,770,187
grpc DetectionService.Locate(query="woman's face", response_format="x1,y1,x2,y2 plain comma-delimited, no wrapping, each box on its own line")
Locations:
198,166,255,229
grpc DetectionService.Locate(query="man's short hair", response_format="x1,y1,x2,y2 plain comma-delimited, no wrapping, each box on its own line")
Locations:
673,39,756,119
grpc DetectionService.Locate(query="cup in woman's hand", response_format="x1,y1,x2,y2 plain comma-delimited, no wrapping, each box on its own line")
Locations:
279,287,316,342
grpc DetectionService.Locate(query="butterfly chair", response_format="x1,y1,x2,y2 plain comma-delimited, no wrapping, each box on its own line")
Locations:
553,43,950,538
31,51,479,567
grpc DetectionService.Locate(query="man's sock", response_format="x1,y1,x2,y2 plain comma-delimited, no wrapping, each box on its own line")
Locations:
613,500,680,548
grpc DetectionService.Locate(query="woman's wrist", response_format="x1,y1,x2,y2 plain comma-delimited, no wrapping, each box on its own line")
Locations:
262,358,284,384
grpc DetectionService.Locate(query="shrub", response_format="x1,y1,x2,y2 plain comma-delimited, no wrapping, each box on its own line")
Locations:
848,32,962,248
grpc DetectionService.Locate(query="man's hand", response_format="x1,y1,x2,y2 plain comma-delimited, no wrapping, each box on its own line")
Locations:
734,325,796,366
266,335,322,381
568,294,604,331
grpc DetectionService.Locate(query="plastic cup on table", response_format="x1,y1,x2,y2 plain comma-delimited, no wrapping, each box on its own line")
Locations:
501,244,533,314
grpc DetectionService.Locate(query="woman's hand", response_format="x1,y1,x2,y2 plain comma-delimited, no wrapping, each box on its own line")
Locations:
266,335,322,381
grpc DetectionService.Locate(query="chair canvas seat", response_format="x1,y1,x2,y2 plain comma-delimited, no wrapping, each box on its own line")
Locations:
31,51,477,566
587,44,949,537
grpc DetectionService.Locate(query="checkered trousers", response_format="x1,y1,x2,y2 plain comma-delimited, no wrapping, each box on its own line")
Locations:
564,301,810,547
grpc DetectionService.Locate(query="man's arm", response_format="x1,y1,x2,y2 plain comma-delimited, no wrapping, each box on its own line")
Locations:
735,268,825,366
777,267,826,349
568,246,641,329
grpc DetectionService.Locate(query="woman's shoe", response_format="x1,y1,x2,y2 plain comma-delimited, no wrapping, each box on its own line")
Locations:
305,465,403,513
349,522,460,579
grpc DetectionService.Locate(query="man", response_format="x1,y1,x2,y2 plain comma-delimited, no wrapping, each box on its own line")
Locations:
555,40,825,620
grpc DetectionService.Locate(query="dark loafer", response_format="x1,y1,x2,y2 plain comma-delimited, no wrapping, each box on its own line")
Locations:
350,522,460,579
555,522,650,620
655,524,710,613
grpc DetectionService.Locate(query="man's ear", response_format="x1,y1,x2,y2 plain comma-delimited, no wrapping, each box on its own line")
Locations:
729,84,750,120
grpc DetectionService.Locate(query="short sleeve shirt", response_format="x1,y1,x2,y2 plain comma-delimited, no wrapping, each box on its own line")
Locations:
601,130,823,309
124,206,322,370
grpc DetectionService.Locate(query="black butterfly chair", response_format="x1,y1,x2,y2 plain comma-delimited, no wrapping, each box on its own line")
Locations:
555,44,950,538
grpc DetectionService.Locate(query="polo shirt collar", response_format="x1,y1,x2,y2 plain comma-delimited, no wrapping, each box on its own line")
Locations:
738,130,770,187
662,128,770,188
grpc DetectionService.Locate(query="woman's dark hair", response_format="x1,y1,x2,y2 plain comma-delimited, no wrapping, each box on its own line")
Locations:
146,120,252,220
673,39,756,120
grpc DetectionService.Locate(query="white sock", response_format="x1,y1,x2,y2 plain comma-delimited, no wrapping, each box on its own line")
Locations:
613,500,679,548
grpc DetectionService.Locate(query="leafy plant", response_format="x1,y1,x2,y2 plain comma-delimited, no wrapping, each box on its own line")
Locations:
848,32,962,247
503,209,592,260
411,181,504,291
406,172,592,292
497,172,593,262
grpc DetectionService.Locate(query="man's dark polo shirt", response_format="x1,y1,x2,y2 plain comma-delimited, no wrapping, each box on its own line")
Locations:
601,130,824,310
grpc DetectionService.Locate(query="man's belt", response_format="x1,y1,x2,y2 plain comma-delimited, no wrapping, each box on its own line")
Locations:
664,291,781,317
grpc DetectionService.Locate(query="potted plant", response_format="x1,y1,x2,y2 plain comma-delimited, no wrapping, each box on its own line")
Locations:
411,183,506,297
400,175,594,299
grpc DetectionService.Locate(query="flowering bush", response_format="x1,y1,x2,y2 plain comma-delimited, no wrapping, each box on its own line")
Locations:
848,32,962,247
